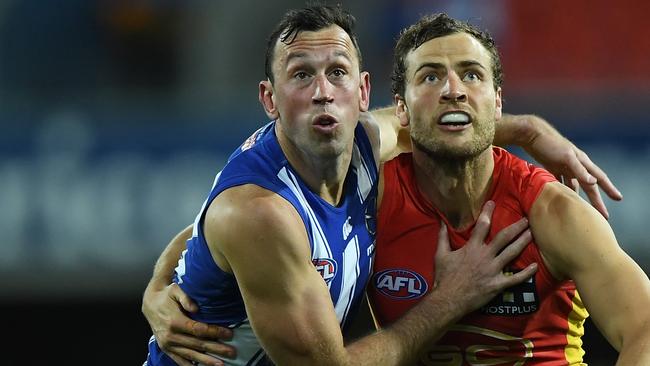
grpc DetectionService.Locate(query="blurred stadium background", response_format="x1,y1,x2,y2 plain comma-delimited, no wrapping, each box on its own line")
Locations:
1,0,647,364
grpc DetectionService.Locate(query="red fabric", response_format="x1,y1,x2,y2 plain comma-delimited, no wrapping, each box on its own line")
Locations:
368,147,585,364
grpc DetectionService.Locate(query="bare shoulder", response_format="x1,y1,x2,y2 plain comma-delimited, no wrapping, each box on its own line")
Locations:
207,184,296,230
529,181,617,279
530,181,588,217
204,184,309,262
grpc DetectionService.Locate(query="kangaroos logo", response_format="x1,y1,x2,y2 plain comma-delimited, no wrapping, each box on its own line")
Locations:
313,258,337,283
373,269,428,300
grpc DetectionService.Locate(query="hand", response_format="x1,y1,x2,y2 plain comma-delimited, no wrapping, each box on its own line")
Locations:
142,283,236,366
434,201,538,314
521,114,622,219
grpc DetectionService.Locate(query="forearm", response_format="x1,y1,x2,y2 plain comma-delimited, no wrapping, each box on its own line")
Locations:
613,278,650,365
369,105,411,161
146,224,193,291
494,113,555,148
370,105,396,120
345,287,462,365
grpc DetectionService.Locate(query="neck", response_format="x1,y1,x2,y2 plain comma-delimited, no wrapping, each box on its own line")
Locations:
276,124,352,206
412,146,494,230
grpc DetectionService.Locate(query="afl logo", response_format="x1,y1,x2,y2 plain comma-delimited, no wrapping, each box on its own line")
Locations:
373,269,428,300
313,258,337,283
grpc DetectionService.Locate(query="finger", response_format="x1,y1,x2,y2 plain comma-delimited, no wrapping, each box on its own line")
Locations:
169,283,199,313
168,346,225,366
487,218,528,254
596,175,623,201
168,310,199,334
561,175,575,191
181,318,234,341
167,333,236,359
436,222,451,257
469,201,496,247
166,287,234,341
203,340,237,360
577,151,623,201
581,182,609,219
167,353,195,366
498,263,538,289
563,147,596,184
493,229,532,268
569,178,580,194
205,324,234,341
433,222,449,290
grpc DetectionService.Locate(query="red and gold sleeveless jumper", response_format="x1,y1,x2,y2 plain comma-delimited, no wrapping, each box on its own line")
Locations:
368,147,588,365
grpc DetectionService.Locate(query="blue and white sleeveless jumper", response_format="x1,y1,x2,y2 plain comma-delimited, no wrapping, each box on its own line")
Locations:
145,121,378,365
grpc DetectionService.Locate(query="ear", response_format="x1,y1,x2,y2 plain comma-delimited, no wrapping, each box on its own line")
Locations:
494,87,503,121
259,80,279,120
394,94,410,127
358,71,371,112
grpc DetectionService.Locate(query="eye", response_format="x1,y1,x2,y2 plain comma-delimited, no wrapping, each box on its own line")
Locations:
330,69,346,78
462,71,480,82
295,71,310,80
424,74,439,83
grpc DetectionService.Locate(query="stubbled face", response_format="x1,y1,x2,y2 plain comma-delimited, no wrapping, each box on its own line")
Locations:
260,25,369,160
398,32,502,160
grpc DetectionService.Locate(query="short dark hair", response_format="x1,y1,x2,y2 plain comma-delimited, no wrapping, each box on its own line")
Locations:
264,4,363,83
391,13,503,97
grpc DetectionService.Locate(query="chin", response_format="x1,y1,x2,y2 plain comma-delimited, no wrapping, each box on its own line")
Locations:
313,142,347,158
417,139,489,161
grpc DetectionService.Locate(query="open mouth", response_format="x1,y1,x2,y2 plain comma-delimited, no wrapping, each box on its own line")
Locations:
438,112,471,126
314,114,338,126
312,114,340,133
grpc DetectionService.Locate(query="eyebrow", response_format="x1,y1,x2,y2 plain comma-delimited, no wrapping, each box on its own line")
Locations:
285,49,353,65
414,60,487,74
333,49,353,61
458,60,487,70
285,51,309,65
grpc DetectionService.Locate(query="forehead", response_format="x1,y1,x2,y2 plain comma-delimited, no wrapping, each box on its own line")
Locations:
405,32,492,70
273,25,358,67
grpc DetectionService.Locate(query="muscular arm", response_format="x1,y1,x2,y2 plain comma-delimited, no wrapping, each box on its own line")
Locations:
209,184,436,364
142,225,235,366
496,114,622,218
530,183,650,365
145,224,193,292
209,187,536,365
366,106,411,162
367,107,622,218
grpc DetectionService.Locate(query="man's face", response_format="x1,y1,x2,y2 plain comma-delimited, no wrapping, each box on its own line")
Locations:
261,25,370,160
399,32,502,160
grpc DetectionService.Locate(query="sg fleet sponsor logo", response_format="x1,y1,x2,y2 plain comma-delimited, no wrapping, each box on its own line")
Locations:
373,268,428,300
313,258,337,283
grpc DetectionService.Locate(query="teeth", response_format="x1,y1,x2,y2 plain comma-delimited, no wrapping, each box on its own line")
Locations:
440,113,469,124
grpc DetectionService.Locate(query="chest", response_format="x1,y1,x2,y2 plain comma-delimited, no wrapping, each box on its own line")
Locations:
370,203,547,325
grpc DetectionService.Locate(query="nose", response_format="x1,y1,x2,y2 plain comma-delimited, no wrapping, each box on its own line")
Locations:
312,75,334,104
440,73,467,103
